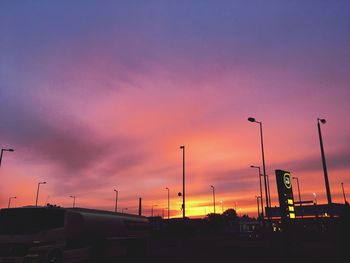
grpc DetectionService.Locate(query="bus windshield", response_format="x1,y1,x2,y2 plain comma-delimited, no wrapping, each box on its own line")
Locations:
0,208,65,235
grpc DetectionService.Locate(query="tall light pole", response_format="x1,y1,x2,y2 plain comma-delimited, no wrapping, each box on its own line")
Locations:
8,196,16,208
165,187,170,219
35,182,46,206
317,118,332,205
210,185,216,214
114,189,118,212
341,182,347,204
256,196,261,218
292,177,303,218
266,174,271,207
180,145,185,218
151,205,158,217
250,165,264,218
0,148,14,167
248,117,270,221
69,195,76,208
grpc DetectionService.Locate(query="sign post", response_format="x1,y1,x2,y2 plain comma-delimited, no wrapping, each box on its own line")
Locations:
275,169,297,253
275,169,296,221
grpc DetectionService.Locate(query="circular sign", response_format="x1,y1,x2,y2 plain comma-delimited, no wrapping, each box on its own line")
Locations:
283,173,292,189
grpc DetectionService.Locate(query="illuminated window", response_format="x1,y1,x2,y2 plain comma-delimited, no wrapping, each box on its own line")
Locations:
289,213,295,219
287,199,293,205
288,206,295,212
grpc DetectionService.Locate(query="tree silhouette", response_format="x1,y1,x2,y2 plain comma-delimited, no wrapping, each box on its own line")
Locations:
222,209,237,222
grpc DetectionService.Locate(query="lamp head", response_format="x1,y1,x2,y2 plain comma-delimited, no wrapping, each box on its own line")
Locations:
180,145,185,149
248,117,256,123
318,118,326,124
8,149,14,152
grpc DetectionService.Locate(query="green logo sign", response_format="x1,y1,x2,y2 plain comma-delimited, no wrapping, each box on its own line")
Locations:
283,173,292,189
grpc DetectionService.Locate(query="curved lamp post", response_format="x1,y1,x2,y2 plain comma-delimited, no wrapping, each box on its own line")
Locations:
69,195,76,208
8,196,16,208
210,185,216,214
35,182,46,206
248,117,270,221
317,118,332,205
292,177,303,218
0,148,14,167
250,165,264,218
165,187,170,219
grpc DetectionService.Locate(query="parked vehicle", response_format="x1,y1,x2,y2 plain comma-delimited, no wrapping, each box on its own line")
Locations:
0,205,150,262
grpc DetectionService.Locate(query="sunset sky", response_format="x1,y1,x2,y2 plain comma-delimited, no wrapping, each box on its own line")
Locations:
1,1,349,218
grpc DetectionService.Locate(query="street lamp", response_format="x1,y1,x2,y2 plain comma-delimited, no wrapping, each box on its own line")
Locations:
165,187,170,219
151,205,158,217
248,117,270,221
8,196,16,208
210,185,216,214
292,177,303,218
114,189,118,212
341,182,347,204
313,192,317,205
266,174,272,207
69,195,76,208
317,118,332,205
250,165,264,218
256,196,261,218
35,182,47,206
0,148,14,167
180,145,185,218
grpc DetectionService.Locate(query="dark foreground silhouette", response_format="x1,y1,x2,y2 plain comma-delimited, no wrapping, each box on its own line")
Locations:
0,204,349,263
104,205,350,263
